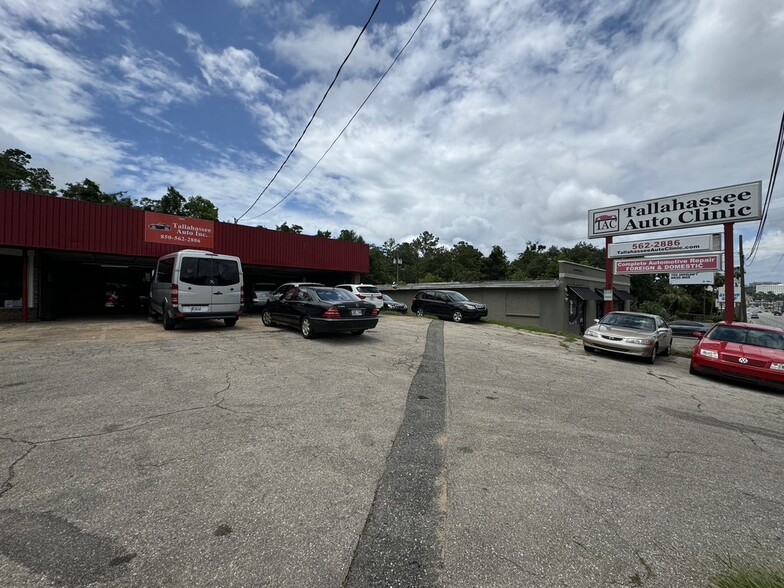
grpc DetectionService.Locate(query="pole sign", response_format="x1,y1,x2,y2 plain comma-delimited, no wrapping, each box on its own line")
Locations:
608,233,720,258
588,182,761,238
669,272,715,285
615,254,722,275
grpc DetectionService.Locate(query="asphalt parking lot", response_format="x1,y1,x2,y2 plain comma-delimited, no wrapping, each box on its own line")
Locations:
1,315,783,587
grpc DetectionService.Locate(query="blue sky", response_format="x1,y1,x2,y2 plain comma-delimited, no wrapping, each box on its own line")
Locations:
1,0,783,283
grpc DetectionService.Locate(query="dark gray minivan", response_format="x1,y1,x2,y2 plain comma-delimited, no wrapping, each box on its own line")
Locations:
149,249,244,330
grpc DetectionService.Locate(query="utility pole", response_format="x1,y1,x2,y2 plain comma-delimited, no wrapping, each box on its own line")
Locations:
738,235,747,322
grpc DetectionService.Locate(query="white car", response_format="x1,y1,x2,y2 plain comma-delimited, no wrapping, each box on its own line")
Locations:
335,284,384,309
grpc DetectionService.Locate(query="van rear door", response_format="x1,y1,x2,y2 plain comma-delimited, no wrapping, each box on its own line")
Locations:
178,256,242,313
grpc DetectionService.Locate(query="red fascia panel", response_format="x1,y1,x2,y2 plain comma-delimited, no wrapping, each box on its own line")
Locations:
0,189,369,273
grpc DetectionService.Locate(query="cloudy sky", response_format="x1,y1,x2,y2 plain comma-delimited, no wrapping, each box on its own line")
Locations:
1,0,783,283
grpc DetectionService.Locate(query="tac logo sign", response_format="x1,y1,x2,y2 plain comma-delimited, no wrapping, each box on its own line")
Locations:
591,209,619,235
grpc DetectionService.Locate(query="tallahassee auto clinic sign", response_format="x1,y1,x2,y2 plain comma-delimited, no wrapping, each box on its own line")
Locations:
588,182,762,238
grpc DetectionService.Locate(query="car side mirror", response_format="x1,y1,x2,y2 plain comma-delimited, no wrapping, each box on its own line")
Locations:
593,319,600,324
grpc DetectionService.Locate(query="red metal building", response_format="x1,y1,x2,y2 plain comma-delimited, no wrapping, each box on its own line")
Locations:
0,189,370,321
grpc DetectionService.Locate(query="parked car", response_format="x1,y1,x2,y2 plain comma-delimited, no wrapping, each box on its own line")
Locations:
583,311,673,364
149,249,244,330
411,290,488,322
750,312,760,319
266,282,325,304
690,322,784,390
668,320,710,337
381,294,408,313
774,311,782,316
245,283,276,311
261,286,378,338
335,284,384,309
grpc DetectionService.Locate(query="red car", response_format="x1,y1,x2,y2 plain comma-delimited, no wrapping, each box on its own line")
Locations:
690,322,784,390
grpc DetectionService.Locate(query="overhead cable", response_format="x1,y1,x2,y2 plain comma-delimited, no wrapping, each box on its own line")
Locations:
234,0,382,223
247,0,440,220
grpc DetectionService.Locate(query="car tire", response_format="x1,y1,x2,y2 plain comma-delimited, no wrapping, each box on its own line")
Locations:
301,316,315,339
648,344,658,365
163,307,175,331
261,309,274,327
689,362,698,375
147,307,159,323
224,317,237,327
350,330,365,336
452,310,463,322
415,308,425,317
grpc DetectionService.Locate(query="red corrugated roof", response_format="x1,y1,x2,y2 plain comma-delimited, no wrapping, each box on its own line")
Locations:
0,189,369,272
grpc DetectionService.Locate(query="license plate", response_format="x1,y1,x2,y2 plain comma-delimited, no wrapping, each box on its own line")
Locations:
351,309,363,316
186,306,206,312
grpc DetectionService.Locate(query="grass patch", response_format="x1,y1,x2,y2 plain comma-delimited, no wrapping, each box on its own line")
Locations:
709,567,784,588
485,319,580,343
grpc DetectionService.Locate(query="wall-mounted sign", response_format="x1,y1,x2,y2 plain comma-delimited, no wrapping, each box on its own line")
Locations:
615,254,722,275
144,212,215,249
588,181,761,238
608,233,721,258
603,289,614,301
669,272,715,285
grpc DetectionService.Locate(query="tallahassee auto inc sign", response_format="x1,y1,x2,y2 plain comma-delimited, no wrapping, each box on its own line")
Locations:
588,181,762,238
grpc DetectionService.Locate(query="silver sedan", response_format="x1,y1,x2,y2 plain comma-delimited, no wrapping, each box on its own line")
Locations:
583,311,673,364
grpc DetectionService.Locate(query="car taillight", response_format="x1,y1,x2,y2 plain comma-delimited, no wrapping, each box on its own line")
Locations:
322,306,341,319
357,294,366,299
240,290,244,304
171,283,179,305
371,307,379,317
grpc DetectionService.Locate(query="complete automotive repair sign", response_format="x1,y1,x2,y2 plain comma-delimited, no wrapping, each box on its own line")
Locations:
588,181,762,238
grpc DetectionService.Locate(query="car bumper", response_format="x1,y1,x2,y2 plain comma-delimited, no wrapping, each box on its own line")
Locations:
583,336,655,358
462,309,488,320
311,317,379,333
690,356,784,390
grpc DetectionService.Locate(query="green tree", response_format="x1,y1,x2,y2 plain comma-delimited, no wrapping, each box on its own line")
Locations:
315,229,332,238
509,242,559,280
276,222,303,234
483,245,509,280
160,187,186,215
446,241,485,282
183,195,219,221
0,148,57,195
337,229,365,243
60,178,133,207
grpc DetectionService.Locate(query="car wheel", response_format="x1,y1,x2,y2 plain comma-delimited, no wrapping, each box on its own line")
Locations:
163,307,175,331
224,317,237,327
648,344,658,364
261,309,274,327
301,316,315,339
689,362,698,375
415,308,425,317
350,330,365,336
452,310,464,322
147,307,159,323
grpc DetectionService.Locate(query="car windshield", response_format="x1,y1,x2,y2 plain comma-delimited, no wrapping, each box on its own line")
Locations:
315,288,358,302
446,292,469,302
357,286,380,294
707,326,784,350
383,295,393,301
599,313,656,331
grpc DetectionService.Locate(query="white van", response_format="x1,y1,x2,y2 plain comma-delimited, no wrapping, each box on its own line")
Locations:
149,249,244,330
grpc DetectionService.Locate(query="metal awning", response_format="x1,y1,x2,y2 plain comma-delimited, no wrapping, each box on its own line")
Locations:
613,289,635,301
567,286,603,301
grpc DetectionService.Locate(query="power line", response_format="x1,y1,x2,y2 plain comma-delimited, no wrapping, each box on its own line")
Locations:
247,0,440,221
747,109,784,265
234,0,382,223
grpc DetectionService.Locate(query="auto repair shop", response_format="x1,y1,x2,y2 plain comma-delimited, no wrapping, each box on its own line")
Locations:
0,189,369,322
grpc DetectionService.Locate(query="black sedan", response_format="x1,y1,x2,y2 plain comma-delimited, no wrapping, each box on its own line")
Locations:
261,286,378,338
382,294,408,313
668,320,710,337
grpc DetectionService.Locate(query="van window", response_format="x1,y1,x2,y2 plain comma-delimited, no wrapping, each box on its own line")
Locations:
179,257,240,286
156,258,174,283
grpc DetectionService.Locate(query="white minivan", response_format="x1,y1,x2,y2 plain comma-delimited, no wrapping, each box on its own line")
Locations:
149,249,244,330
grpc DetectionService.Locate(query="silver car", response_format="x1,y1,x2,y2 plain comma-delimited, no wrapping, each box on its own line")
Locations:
583,311,673,364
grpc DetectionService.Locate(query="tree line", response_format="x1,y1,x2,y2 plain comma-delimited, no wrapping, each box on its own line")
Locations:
3,147,755,320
